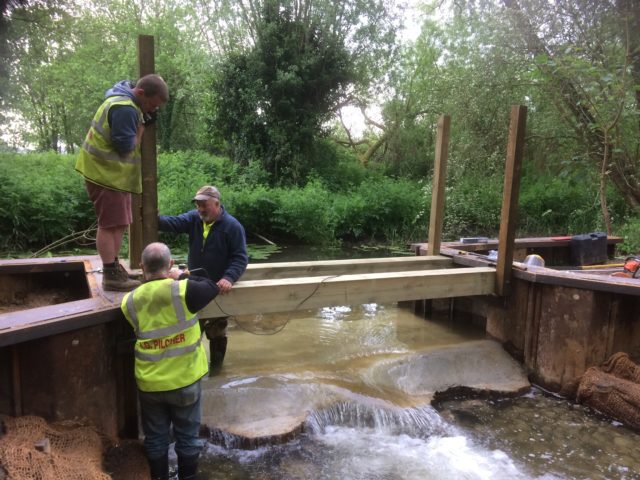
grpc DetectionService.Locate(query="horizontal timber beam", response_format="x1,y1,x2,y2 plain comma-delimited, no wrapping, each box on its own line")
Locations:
242,255,454,280
201,266,496,318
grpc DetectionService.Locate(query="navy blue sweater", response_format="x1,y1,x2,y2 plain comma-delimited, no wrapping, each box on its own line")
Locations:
158,207,248,283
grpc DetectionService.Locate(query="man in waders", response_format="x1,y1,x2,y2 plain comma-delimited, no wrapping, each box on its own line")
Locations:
158,185,248,374
121,242,219,480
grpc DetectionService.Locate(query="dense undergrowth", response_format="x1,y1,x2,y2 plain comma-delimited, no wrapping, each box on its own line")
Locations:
0,151,636,256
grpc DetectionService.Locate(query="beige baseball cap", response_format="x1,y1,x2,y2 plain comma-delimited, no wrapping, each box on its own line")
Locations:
192,185,220,202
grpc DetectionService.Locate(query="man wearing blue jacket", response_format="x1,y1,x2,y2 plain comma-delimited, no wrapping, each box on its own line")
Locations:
158,185,248,373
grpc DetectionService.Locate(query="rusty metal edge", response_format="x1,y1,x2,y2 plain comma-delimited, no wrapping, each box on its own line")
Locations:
442,247,640,297
0,305,123,347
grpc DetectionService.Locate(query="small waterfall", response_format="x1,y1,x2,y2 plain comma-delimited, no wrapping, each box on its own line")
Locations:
305,401,452,438
207,426,302,450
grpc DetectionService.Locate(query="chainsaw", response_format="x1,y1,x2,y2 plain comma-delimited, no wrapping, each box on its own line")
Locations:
613,256,640,278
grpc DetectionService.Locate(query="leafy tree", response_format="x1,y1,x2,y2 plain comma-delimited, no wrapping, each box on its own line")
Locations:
1,0,220,153
0,4,79,151
210,0,400,185
347,2,531,180
498,0,640,228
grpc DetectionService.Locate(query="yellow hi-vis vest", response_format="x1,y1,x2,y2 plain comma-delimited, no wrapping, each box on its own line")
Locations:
121,278,208,392
75,96,143,193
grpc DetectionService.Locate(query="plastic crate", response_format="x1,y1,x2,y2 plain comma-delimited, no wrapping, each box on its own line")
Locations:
570,232,608,266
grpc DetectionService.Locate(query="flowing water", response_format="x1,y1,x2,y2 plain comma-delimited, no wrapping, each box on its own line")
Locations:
186,246,640,479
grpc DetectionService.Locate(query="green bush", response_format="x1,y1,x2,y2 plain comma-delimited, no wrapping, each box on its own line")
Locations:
223,185,280,242
443,175,503,239
617,217,640,256
333,193,368,240
1,151,636,255
272,181,337,244
352,178,426,242
0,152,94,250
519,174,602,235
157,151,228,215
519,172,630,236
307,140,368,192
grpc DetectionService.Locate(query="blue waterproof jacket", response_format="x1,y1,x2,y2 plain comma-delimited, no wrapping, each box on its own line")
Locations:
158,207,248,283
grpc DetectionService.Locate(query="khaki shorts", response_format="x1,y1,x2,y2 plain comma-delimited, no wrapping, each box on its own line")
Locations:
85,180,132,228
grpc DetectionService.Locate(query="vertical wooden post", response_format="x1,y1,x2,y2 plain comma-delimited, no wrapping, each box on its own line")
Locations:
496,105,527,296
129,34,159,268
427,115,451,256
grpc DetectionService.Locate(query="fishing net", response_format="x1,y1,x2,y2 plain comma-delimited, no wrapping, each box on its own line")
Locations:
576,354,640,431
0,415,149,480
599,352,640,383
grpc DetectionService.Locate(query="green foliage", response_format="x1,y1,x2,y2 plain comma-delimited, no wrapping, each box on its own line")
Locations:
272,181,337,244
0,152,637,255
443,174,503,239
157,151,227,215
334,177,427,242
519,173,603,236
307,140,368,192
0,152,93,250
518,162,631,237
211,3,356,185
222,185,280,239
382,117,433,179
617,217,640,256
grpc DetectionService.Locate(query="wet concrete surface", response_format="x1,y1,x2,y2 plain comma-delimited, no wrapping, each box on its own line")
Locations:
201,304,528,446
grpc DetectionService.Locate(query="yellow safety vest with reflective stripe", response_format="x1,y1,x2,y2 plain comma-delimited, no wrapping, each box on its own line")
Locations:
121,278,208,392
75,96,143,193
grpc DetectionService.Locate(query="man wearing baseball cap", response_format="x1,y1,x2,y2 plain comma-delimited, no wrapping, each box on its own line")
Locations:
158,185,248,374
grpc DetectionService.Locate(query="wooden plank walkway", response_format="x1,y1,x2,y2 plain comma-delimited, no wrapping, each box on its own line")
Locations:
201,265,496,318
0,255,496,346
241,255,454,280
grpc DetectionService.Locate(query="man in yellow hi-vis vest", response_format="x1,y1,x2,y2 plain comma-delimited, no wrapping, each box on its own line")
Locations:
77,74,168,291
121,242,219,480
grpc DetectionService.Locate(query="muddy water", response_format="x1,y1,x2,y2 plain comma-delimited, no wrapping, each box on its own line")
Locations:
191,302,640,480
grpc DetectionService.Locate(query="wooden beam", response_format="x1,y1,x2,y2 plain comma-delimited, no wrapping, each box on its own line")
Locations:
427,114,451,256
242,255,454,280
201,267,496,317
496,106,527,296
129,34,158,269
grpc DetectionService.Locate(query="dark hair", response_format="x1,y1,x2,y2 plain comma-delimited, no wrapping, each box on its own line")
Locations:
136,74,169,101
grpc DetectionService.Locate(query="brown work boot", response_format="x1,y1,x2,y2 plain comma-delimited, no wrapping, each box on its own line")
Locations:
102,265,141,292
116,258,142,280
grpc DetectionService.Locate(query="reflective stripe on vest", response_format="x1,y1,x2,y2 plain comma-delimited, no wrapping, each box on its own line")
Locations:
75,95,143,193
121,278,208,392
135,336,203,362
125,281,199,339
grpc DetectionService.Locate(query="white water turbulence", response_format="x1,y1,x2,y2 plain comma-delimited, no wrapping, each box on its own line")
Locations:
194,303,640,480
303,402,537,480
